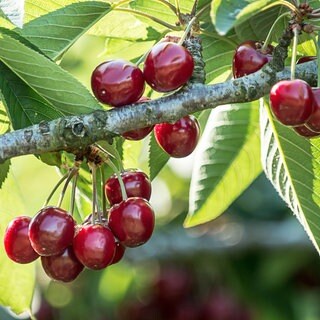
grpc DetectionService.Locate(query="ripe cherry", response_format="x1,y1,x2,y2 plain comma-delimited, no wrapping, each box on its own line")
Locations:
41,246,84,282
154,115,200,158
108,197,155,247
4,216,39,264
143,42,194,92
306,88,320,132
110,241,126,265
297,56,316,64
294,125,320,138
105,169,151,206
91,59,145,107
269,79,314,126
73,224,116,270
232,40,273,78
28,207,75,256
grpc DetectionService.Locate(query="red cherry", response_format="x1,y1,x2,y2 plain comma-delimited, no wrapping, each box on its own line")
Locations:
4,216,39,264
232,40,273,78
297,56,316,64
154,115,200,158
110,241,126,265
73,224,116,270
28,207,75,256
108,197,155,247
91,59,145,107
143,42,194,92
269,79,314,126
41,246,84,282
294,125,320,138
105,169,151,206
305,88,320,132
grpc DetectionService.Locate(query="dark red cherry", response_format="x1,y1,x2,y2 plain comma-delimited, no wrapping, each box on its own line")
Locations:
143,42,194,92
105,169,151,206
270,79,314,126
91,59,145,107
4,216,39,264
41,246,84,282
108,197,155,247
306,88,320,132
154,115,200,158
28,207,75,256
110,241,126,265
232,40,273,78
297,56,316,64
73,224,116,270
294,125,320,138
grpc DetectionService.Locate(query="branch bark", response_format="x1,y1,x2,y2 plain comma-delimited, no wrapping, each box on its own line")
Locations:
0,60,317,163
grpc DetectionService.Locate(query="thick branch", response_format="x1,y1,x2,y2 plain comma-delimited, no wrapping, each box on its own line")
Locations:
0,61,317,163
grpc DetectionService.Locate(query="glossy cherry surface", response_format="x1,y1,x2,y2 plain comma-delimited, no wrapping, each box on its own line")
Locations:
154,115,200,158
270,79,314,126
232,40,273,78
4,216,39,264
108,197,155,247
143,42,194,92
306,88,320,132
91,59,145,107
110,241,126,265
105,169,151,205
29,207,75,256
73,224,116,270
294,125,320,138
41,246,84,282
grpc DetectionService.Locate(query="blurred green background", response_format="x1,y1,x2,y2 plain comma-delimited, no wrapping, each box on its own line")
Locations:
2,34,320,320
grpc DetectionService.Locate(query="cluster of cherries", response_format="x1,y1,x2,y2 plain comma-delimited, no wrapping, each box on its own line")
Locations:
91,40,200,158
232,40,319,138
4,169,154,282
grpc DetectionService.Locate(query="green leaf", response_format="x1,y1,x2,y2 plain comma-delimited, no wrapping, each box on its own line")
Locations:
211,0,272,35
20,1,112,60
0,159,10,188
122,139,144,170
0,32,101,128
148,132,170,180
0,0,25,28
0,169,35,315
260,99,320,253
185,102,262,227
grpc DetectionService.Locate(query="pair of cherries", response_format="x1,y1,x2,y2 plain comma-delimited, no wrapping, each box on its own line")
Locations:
91,41,200,158
4,169,154,283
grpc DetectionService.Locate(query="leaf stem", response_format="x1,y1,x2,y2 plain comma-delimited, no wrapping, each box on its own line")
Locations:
261,1,301,17
114,7,182,31
290,27,299,80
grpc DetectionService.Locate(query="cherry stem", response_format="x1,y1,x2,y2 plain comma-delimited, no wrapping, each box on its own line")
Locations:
114,7,181,31
57,166,79,208
175,0,181,18
100,166,107,218
89,162,98,225
106,159,128,201
70,171,78,216
194,3,211,19
290,26,299,80
262,12,291,51
94,143,124,172
178,15,197,45
44,171,69,207
191,0,198,16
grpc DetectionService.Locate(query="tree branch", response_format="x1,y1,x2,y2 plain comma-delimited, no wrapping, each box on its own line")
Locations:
0,60,317,163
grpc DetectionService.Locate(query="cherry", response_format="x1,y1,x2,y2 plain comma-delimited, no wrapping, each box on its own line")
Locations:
154,115,200,158
73,224,116,270
143,42,194,92
306,88,320,132
110,241,126,265
28,206,75,256
294,125,320,138
91,59,145,107
41,246,84,282
108,197,155,247
105,169,151,206
297,56,316,64
4,216,39,264
232,40,273,78
269,79,314,126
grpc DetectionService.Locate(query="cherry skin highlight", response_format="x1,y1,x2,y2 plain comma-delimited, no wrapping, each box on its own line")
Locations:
105,169,151,206
108,197,155,247
41,246,84,282
154,115,200,158
4,216,39,264
143,42,194,92
73,224,116,270
269,79,314,126
91,59,145,107
232,40,273,78
28,206,75,256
